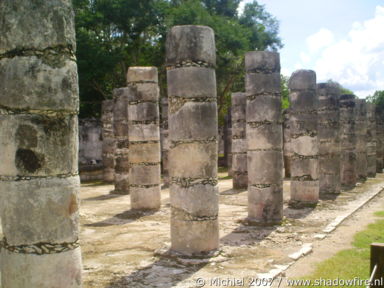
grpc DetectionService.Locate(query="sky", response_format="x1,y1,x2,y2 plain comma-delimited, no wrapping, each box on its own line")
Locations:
239,0,384,98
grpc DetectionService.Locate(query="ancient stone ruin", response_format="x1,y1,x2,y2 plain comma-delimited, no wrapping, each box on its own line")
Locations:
101,99,116,183
166,25,219,254
0,0,82,286
127,67,161,210
288,70,319,207
245,51,283,224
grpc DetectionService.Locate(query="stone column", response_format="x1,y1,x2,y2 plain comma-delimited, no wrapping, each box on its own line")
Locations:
367,103,377,177
246,51,283,224
0,0,82,286
340,95,357,188
288,70,319,208
161,97,170,187
112,88,130,194
166,25,219,254
127,67,161,210
356,99,368,182
224,113,233,175
231,92,248,189
376,108,384,173
283,108,292,178
101,99,115,183
317,83,341,195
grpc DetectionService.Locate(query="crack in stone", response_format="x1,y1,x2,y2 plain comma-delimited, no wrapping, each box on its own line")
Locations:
246,68,278,74
128,100,158,105
291,131,317,138
129,162,160,166
130,140,160,145
170,137,217,148
0,238,79,255
248,148,282,152
291,175,318,181
232,135,245,140
250,184,272,188
129,120,159,125
0,104,78,116
290,109,317,115
127,81,157,85
0,45,75,60
0,173,79,182
170,177,218,188
291,153,319,160
129,184,159,188
247,120,283,128
166,60,214,69
171,207,218,221
169,96,216,114
247,93,280,100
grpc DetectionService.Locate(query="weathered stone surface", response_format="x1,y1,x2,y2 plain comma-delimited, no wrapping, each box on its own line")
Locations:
376,109,384,173
248,185,283,224
245,72,281,95
169,142,217,179
366,103,377,177
129,164,161,186
0,56,79,112
128,102,159,121
170,217,219,255
170,184,219,216
130,186,161,210
232,153,247,172
167,68,217,98
169,102,217,140
132,83,159,102
246,96,281,122
339,95,357,188
288,70,319,207
0,0,76,53
129,143,161,163
0,114,78,176
167,25,218,254
128,124,159,142
247,123,282,150
355,99,368,182
1,248,82,288
246,51,283,223
113,173,129,194
166,25,216,67
102,99,115,183
245,51,280,73
248,150,283,183
0,177,79,246
127,66,158,84
232,139,247,153
283,109,293,178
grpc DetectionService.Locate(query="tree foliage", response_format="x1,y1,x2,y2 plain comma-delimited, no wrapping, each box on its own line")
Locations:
367,90,384,115
73,0,282,121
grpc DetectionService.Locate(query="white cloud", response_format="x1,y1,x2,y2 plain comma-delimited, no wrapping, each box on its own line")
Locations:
309,5,384,97
306,28,334,54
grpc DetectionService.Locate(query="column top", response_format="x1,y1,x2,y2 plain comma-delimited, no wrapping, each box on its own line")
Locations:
127,67,158,84
245,51,280,73
166,25,216,67
288,69,316,90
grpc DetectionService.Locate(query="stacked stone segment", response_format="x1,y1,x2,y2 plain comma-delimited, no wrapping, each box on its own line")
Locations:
355,99,368,182
160,97,170,187
367,103,377,177
339,95,357,188
245,51,283,224
288,70,319,207
166,25,219,255
0,0,82,286
231,92,247,189
101,100,115,183
112,88,130,194
127,67,161,210
376,107,384,173
283,109,293,178
317,83,341,195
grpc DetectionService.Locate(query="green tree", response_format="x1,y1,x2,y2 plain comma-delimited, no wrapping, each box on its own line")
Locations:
367,90,384,115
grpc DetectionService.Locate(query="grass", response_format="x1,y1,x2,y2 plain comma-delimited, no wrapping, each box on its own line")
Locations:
294,211,384,287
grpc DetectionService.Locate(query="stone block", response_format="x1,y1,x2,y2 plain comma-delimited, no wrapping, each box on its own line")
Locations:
232,139,247,153
0,114,78,176
247,150,283,184
130,186,161,210
129,164,161,186
245,51,280,73
128,124,160,142
128,102,159,121
0,56,78,112
291,136,319,156
127,66,158,84
0,0,76,53
232,154,247,172
288,70,316,91
1,247,82,288
248,184,283,223
246,96,281,122
289,90,317,111
169,102,217,140
167,68,216,98
290,158,319,180
245,72,280,94
166,25,216,66
0,176,80,245
129,143,160,163
290,180,319,204
170,184,218,217
170,217,218,255
169,142,217,179
247,123,282,150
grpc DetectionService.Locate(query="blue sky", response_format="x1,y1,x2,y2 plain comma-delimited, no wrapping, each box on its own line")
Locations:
240,0,384,97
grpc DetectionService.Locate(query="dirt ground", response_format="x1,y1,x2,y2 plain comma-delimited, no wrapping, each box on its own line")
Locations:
79,173,384,288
